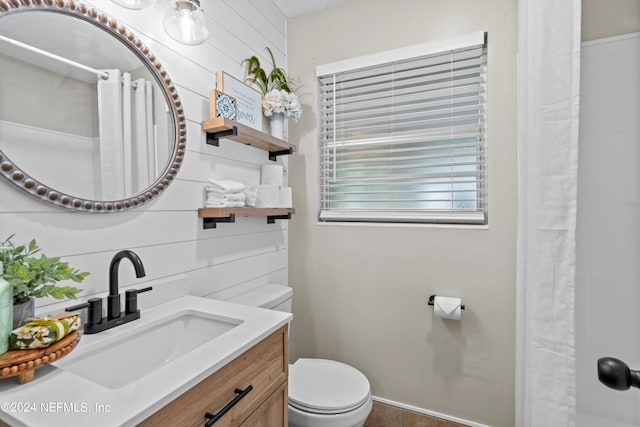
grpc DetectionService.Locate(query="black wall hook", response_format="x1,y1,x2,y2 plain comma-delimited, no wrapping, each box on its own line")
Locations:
428,295,465,310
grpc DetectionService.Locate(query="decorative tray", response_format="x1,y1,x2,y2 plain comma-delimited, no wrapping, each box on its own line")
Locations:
0,331,80,384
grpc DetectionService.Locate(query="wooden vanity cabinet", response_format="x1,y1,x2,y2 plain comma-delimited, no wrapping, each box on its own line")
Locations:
139,325,288,427
240,381,287,426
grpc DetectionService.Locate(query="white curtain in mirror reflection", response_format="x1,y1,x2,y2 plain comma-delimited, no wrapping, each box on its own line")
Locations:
97,69,168,199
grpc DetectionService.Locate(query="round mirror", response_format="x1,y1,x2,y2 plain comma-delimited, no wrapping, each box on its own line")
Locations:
0,1,185,212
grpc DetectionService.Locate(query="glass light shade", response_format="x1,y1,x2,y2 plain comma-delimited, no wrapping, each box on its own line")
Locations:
164,0,209,45
111,0,156,10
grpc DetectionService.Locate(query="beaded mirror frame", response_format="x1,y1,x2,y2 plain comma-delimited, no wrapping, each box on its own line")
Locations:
0,0,186,213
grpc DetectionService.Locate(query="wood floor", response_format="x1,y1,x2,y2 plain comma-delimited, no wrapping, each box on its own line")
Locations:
364,401,469,427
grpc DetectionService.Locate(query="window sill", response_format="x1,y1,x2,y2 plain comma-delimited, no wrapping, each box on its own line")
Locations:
315,221,489,230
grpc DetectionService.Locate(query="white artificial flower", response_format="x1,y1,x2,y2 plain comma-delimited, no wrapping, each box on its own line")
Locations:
262,89,303,121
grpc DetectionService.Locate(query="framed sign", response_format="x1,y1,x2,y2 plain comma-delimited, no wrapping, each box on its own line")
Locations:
214,90,237,121
216,70,262,131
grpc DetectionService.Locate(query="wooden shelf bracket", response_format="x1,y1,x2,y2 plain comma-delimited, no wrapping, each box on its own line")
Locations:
206,128,238,147
199,208,294,230
202,214,236,229
267,213,292,224
268,148,293,162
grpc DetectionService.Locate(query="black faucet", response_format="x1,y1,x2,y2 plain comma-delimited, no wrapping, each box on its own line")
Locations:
108,250,146,320
66,250,152,334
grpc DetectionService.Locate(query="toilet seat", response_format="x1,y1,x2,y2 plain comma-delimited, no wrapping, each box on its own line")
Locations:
288,359,371,415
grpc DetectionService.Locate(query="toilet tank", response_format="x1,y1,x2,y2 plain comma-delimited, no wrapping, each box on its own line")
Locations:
225,284,292,313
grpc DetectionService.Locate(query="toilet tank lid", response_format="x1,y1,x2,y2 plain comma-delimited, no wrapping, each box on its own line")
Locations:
227,284,292,309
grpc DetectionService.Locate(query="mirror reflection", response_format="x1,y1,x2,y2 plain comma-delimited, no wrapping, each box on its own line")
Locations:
0,10,174,201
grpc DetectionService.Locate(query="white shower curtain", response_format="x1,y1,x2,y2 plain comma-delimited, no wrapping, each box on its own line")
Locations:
97,69,156,200
515,1,581,426
132,78,155,192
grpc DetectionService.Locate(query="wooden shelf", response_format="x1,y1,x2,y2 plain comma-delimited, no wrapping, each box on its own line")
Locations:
199,115,296,228
201,117,295,161
198,207,294,229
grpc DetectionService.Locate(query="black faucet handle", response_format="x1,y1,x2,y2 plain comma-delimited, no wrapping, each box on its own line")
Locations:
65,298,102,326
107,294,121,320
125,286,153,315
65,302,89,312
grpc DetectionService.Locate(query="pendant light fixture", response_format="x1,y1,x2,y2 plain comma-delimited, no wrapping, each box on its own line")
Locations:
163,0,209,45
111,0,156,10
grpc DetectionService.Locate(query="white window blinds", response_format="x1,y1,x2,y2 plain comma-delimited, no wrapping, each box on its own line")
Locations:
317,32,487,224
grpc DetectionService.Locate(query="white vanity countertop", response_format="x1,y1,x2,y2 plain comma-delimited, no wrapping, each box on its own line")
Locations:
0,296,291,427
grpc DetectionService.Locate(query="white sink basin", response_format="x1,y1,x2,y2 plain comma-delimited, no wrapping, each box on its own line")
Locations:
56,310,242,389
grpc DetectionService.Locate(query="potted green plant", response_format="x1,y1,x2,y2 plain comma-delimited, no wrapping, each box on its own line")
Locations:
243,47,293,95
242,47,302,138
0,236,89,329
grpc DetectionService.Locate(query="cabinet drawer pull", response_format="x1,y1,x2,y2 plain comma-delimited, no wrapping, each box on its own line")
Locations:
204,385,253,426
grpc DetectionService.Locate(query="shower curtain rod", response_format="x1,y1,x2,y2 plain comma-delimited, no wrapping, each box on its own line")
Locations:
0,34,110,79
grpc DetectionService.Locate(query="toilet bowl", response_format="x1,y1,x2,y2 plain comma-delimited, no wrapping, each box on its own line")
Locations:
217,284,373,427
288,358,372,427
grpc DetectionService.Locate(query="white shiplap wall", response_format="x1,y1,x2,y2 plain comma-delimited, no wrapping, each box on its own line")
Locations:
0,0,289,314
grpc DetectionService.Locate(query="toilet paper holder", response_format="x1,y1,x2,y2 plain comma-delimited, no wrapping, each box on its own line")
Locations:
428,295,465,310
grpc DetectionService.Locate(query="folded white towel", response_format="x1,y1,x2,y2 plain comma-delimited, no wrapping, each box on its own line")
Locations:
207,198,243,207
244,186,257,207
207,192,246,203
207,178,246,194
206,188,231,199
205,201,245,208
205,184,246,194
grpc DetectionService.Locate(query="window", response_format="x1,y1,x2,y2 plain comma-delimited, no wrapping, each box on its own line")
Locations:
317,32,487,224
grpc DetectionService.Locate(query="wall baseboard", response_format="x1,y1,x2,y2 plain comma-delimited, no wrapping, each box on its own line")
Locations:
372,396,491,427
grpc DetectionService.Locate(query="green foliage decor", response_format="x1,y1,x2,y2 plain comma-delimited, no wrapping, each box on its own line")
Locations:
243,47,303,121
242,47,293,95
0,236,89,305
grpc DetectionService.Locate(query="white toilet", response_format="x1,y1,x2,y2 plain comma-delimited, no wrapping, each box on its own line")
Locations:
221,284,373,427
